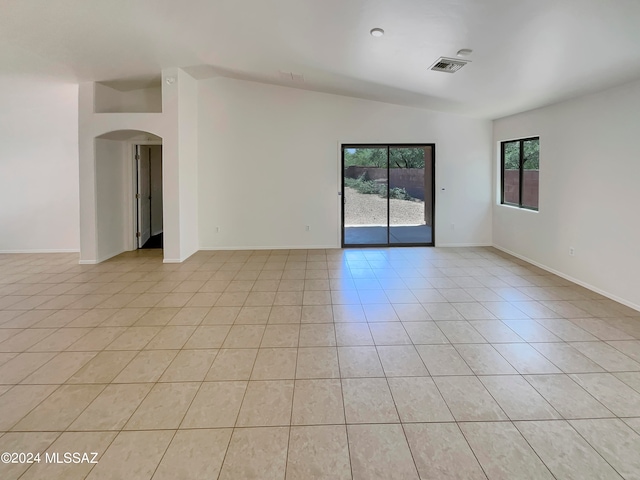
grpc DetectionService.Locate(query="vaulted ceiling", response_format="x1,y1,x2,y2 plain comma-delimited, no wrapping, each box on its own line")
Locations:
2,0,640,118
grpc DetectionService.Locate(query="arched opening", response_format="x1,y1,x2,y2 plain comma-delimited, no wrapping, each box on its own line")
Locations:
94,129,163,262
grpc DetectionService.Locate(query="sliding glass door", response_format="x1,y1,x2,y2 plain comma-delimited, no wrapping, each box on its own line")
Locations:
342,147,388,245
342,144,435,247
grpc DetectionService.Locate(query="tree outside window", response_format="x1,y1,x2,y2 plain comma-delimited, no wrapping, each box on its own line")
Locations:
501,137,539,210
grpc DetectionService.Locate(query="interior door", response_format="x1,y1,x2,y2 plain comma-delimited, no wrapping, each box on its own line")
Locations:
137,145,151,248
149,145,163,236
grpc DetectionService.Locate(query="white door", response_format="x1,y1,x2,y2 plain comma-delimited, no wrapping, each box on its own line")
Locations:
137,145,151,248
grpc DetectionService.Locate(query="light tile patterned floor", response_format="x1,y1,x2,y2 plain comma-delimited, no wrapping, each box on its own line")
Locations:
0,247,640,479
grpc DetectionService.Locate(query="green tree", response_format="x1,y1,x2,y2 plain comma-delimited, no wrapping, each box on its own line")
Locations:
523,139,539,170
504,139,539,170
344,147,425,168
344,148,386,167
389,148,424,168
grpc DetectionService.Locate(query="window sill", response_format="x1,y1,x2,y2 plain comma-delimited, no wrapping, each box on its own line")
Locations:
498,203,539,213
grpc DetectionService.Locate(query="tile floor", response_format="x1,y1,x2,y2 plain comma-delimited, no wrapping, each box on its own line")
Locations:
0,247,640,479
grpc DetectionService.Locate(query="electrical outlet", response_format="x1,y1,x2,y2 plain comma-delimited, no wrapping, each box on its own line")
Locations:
306,225,311,231
450,223,455,230
215,226,220,233
569,247,575,256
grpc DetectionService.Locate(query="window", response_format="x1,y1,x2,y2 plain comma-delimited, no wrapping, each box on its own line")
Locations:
501,137,539,210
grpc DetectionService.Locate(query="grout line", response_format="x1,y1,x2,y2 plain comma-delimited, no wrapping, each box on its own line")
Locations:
282,303,303,480
7,416,640,435
15,430,67,480
0,248,639,480
391,299,493,478
331,312,354,480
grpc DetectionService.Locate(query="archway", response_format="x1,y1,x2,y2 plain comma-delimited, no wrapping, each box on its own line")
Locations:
94,130,163,262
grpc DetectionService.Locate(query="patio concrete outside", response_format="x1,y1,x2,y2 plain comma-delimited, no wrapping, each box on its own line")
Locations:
344,225,433,245
344,186,432,245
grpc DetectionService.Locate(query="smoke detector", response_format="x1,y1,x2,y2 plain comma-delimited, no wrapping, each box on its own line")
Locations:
430,57,470,73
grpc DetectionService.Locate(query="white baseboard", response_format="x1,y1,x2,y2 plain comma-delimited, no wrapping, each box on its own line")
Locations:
199,244,493,250
493,244,640,314
78,249,126,265
96,250,126,264
0,249,79,254
436,243,493,248
199,245,339,251
162,258,183,264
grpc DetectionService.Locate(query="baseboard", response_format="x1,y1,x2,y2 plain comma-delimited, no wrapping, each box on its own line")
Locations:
199,245,339,251
199,243,492,250
96,250,126,264
436,243,493,248
77,249,126,265
162,258,183,264
493,244,640,314
0,249,79,254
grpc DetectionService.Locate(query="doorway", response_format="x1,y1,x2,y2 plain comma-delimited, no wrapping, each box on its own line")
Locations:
342,144,435,247
135,144,163,249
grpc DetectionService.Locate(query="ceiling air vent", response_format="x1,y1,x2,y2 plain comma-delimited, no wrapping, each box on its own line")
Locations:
430,57,470,73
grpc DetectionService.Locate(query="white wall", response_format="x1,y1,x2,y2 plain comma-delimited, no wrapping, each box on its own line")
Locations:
94,83,162,113
95,138,129,261
177,70,199,259
79,79,177,263
198,78,492,249
0,76,79,252
493,79,640,310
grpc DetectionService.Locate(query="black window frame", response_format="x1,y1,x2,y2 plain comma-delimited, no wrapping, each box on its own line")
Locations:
500,136,539,211
341,143,436,248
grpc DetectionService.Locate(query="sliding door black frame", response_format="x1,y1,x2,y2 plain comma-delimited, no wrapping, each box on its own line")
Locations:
341,143,436,248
